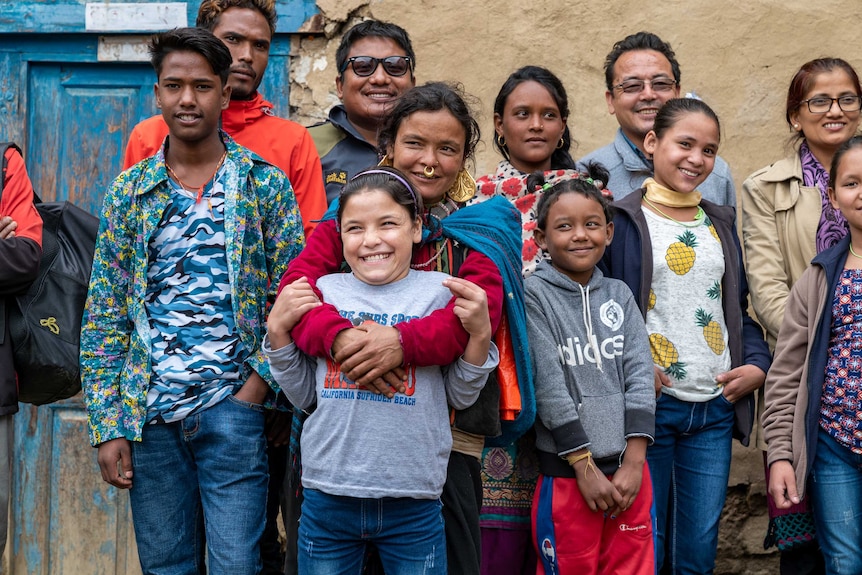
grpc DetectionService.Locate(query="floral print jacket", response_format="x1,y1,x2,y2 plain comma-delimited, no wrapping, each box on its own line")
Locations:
81,132,304,446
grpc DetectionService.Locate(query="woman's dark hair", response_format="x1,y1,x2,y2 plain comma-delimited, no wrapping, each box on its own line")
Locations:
149,27,232,85
829,135,862,189
377,82,481,163
652,98,721,141
531,162,613,230
337,167,420,226
786,58,862,141
493,65,576,170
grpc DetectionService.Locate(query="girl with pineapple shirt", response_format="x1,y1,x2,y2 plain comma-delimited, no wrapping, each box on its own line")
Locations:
601,98,771,574
526,165,657,575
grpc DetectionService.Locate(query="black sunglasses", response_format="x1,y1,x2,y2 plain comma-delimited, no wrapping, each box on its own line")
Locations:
340,56,412,78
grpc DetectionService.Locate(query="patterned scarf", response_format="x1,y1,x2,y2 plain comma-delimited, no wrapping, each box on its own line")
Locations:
800,140,848,252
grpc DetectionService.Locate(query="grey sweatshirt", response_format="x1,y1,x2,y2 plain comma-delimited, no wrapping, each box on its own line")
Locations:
526,262,655,475
264,270,498,499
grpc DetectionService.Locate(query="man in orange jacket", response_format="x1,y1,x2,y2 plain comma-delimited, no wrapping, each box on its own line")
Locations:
123,0,326,239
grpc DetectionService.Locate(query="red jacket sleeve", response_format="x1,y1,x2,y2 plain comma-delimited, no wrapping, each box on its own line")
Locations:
0,147,42,294
279,219,352,357
398,249,504,367
290,130,327,238
281,220,505,367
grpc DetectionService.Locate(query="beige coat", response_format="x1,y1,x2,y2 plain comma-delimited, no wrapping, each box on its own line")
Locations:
761,262,829,499
740,151,821,350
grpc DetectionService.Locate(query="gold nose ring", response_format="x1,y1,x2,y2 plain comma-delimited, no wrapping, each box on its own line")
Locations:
424,165,435,178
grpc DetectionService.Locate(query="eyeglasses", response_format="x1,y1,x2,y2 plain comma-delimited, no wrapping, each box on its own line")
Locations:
613,78,678,95
800,95,862,114
340,56,412,77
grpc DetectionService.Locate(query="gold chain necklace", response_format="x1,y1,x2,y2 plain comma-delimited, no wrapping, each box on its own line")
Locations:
850,242,862,259
165,150,227,204
642,196,704,228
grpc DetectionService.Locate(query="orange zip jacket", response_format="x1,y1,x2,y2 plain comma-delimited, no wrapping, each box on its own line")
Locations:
123,92,326,237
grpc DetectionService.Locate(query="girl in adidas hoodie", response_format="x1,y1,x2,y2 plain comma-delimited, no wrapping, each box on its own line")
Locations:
525,166,656,575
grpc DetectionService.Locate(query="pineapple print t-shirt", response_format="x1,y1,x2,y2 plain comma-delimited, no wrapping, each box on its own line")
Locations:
643,207,731,401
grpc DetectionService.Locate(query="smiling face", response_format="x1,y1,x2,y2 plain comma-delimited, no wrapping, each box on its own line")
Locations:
829,145,862,239
340,188,422,285
791,68,862,167
495,80,566,174
210,7,270,100
336,36,416,136
155,50,230,145
534,192,613,285
606,49,680,151
644,111,719,195
388,109,467,205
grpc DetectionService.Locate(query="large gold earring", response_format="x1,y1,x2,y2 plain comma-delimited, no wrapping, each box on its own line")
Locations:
447,169,476,203
557,137,565,149
377,154,394,167
496,134,506,148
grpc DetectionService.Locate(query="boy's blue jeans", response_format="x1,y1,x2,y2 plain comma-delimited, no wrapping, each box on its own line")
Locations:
648,392,735,574
129,394,269,575
298,488,446,575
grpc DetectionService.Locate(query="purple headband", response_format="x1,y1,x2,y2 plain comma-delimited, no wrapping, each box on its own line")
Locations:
348,169,420,213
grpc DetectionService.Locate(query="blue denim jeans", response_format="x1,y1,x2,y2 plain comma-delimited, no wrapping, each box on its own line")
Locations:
298,488,446,575
648,393,734,574
129,394,268,575
810,429,862,575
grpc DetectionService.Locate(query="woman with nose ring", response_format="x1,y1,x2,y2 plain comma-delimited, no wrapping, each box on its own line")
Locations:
279,82,533,575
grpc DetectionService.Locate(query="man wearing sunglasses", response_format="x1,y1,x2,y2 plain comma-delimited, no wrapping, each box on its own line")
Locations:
580,31,735,205
309,20,416,205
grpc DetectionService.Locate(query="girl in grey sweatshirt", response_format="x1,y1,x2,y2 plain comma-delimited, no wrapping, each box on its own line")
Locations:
525,168,656,575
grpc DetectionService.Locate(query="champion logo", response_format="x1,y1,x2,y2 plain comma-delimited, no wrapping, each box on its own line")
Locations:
619,523,648,532
540,537,557,574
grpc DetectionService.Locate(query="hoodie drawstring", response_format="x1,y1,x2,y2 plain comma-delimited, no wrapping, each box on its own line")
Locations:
578,283,603,372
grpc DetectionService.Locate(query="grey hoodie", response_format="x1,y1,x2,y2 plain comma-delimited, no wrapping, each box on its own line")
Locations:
526,261,655,475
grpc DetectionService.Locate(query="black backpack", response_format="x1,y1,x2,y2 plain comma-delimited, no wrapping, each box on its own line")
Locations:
0,143,99,404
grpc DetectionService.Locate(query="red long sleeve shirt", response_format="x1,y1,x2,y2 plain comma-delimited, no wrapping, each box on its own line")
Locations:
280,219,504,366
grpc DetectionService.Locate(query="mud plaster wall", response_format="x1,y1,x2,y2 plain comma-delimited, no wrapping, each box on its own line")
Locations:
287,2,862,571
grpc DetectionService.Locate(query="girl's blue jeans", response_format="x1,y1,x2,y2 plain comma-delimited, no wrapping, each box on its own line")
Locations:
810,428,862,575
648,392,735,574
298,488,446,575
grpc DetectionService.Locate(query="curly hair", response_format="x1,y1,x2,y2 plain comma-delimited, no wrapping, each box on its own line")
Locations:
196,0,277,36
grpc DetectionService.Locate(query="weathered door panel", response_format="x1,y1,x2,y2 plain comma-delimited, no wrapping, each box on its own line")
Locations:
27,62,155,214
11,402,140,575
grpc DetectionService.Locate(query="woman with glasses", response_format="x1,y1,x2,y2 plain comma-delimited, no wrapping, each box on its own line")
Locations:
741,57,862,575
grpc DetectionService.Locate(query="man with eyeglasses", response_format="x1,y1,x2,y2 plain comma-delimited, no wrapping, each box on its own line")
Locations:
580,31,736,205
309,20,416,205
